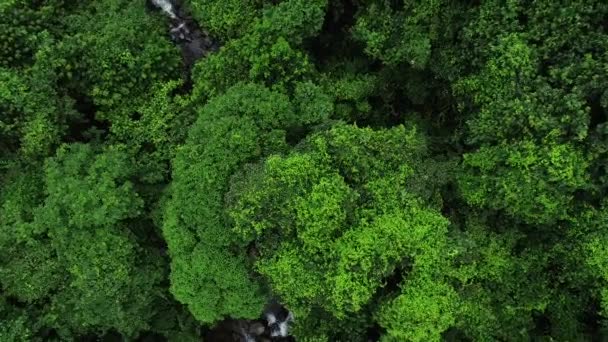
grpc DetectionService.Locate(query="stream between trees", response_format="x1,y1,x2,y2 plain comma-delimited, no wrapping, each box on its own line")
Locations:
146,1,295,341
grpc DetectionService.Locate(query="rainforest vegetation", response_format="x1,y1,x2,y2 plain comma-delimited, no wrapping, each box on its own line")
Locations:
2,0,608,341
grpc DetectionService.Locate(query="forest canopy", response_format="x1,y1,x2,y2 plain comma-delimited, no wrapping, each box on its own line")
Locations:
1,0,608,341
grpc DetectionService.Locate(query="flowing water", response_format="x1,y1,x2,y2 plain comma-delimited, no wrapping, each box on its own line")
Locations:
150,0,176,18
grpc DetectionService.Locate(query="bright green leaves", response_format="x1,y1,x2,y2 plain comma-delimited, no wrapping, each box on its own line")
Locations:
586,231,608,316
331,207,449,315
294,175,355,252
227,123,453,338
321,124,426,184
377,277,457,342
229,152,335,242
447,11,608,338
173,114,444,335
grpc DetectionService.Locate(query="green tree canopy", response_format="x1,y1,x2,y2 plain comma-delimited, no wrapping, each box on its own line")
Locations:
2,0,608,340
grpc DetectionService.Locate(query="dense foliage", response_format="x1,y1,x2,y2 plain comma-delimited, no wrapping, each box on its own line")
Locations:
1,0,608,340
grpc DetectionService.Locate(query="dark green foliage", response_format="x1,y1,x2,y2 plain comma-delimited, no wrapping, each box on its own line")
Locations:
37,0,180,115
447,215,554,340
353,0,447,68
0,299,38,342
104,80,195,183
0,166,58,303
188,0,264,40
0,0,64,68
458,140,590,224
191,0,327,96
453,2,608,225
0,145,172,338
0,66,76,157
